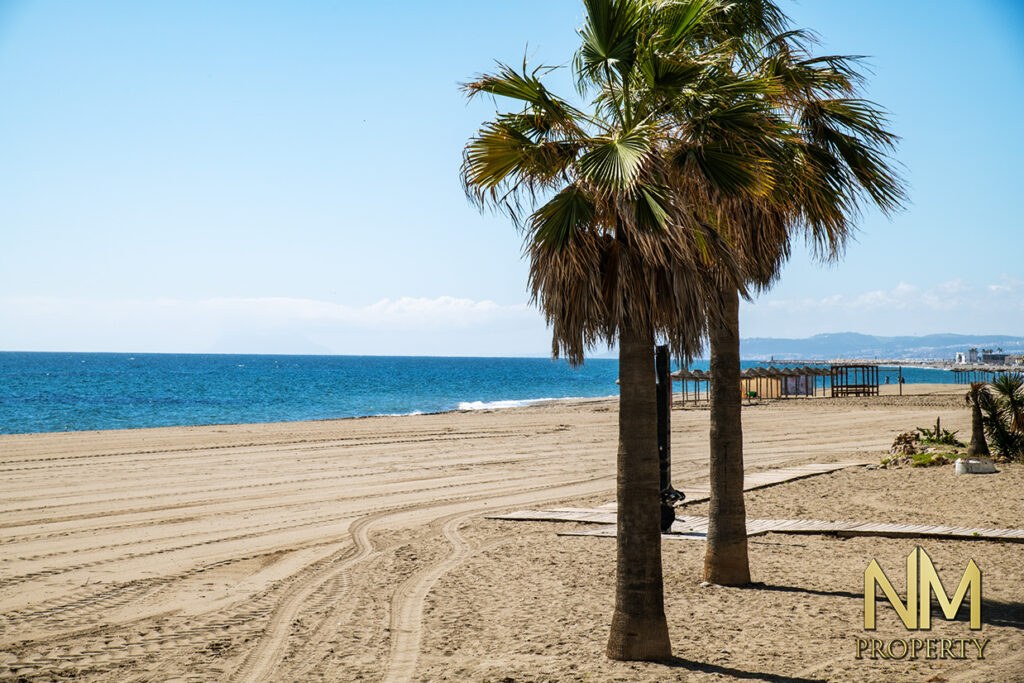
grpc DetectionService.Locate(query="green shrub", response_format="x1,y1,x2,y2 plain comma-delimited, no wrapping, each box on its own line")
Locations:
915,426,964,446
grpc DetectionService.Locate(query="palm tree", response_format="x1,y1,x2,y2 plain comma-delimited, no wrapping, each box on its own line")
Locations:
462,0,770,660
663,10,908,585
568,1,797,589
981,375,1024,460
965,382,990,457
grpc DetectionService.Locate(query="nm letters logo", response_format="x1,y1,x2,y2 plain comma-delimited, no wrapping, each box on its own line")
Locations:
864,546,980,630
856,547,988,662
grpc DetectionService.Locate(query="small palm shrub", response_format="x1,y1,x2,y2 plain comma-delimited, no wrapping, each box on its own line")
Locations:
982,376,1024,461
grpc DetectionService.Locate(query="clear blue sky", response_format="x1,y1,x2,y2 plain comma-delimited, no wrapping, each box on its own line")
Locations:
1,1,1022,355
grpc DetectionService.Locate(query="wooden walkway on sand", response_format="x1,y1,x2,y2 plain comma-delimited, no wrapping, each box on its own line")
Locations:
558,516,1024,543
490,461,865,520
488,461,1024,543
492,508,1024,543
595,461,865,509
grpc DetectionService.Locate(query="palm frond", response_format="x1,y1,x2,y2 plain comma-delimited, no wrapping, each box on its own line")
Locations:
529,184,599,251
705,0,791,50
575,0,643,87
578,124,658,192
655,0,722,51
803,98,898,149
670,140,773,197
462,62,587,135
462,119,577,193
990,375,1024,436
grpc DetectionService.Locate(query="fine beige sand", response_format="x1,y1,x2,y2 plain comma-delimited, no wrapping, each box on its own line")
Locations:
1,383,1021,682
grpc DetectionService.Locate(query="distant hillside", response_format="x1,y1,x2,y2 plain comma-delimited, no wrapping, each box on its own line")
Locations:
740,333,1024,361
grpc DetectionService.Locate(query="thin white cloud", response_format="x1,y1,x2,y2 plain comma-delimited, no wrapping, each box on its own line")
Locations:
4,277,1022,354
194,296,529,328
742,276,1024,337
0,295,548,355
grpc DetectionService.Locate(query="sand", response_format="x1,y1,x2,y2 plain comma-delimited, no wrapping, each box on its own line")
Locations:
0,382,1021,682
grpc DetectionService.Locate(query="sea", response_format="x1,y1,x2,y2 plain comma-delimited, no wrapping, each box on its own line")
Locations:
0,352,956,435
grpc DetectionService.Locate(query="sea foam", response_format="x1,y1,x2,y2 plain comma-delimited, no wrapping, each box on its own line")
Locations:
457,397,581,411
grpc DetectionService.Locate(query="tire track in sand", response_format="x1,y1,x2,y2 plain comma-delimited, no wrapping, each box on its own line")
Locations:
232,473,613,683
381,513,477,683
226,511,381,683
379,478,599,683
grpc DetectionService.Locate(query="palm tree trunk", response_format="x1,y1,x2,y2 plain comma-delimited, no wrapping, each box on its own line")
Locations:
968,400,989,457
606,325,672,661
703,285,751,586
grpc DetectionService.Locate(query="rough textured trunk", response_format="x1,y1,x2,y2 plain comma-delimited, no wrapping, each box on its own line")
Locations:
968,400,989,457
703,286,751,586
606,326,672,661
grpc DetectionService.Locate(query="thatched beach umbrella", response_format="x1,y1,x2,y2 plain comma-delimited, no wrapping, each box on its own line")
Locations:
671,368,694,403
798,366,819,396
691,369,709,403
766,367,789,397
753,366,771,398
740,368,756,400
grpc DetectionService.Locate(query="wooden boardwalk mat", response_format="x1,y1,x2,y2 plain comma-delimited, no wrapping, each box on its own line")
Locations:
559,518,1024,543
594,461,866,509
488,460,1024,543
491,461,867,521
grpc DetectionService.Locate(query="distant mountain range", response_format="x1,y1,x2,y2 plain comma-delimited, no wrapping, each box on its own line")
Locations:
739,333,1024,361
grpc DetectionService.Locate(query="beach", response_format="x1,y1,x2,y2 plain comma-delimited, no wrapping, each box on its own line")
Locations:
1,383,1022,682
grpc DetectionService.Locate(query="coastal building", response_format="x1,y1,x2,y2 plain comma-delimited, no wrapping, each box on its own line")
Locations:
955,349,980,364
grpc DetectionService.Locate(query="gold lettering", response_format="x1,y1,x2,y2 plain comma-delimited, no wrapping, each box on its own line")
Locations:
864,548,982,631
972,638,990,660
918,551,981,630
909,638,925,658
855,638,869,659
871,639,888,659
887,639,908,659
865,553,917,629
926,639,939,659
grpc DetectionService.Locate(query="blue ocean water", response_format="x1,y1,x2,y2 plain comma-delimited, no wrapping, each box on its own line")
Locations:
0,352,955,435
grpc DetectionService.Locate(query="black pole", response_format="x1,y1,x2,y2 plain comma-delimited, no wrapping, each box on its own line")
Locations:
655,345,682,531
656,345,671,495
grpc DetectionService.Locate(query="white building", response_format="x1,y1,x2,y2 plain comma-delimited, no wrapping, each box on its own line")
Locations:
955,349,980,364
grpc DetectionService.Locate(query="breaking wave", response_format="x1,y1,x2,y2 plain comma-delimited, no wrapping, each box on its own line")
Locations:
457,397,573,411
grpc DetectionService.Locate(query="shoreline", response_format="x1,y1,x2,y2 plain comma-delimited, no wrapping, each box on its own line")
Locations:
0,383,964,439
0,351,991,438
0,394,623,439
